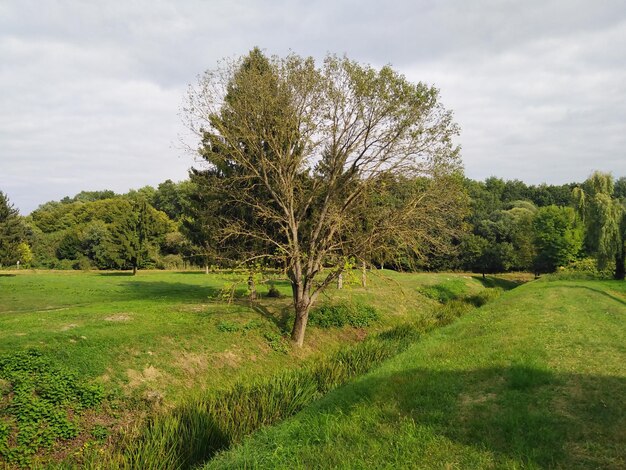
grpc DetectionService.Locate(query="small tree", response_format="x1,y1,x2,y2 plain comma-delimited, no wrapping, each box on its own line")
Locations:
185,49,464,345
16,242,34,267
106,199,173,274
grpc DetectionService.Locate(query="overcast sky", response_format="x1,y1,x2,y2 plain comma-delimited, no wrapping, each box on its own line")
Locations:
1,0,625,213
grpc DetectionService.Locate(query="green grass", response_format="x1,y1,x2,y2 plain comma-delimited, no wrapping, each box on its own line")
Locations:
206,279,626,469
0,268,498,466
0,270,488,397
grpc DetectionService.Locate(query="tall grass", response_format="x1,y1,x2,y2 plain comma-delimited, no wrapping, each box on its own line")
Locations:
81,290,499,470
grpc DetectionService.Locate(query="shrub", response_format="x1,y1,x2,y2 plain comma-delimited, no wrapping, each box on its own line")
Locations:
309,303,380,328
543,257,615,280
156,254,184,270
266,283,282,298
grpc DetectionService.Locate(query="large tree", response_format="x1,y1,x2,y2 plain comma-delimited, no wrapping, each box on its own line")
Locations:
573,172,626,279
532,205,583,274
185,49,464,345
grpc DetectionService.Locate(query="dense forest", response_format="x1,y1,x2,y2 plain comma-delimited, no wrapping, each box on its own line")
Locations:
1,173,625,279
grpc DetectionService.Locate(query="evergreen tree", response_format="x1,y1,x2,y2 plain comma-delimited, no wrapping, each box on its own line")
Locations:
0,191,26,266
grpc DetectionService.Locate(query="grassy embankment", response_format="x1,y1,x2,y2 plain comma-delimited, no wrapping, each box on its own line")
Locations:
0,269,505,467
207,278,626,469
0,270,496,398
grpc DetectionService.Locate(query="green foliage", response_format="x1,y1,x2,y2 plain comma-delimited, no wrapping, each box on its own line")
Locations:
419,278,467,303
533,206,583,274
90,424,110,441
216,321,240,333
26,192,177,271
544,257,616,280
308,303,380,328
263,332,289,353
16,242,33,266
0,350,104,465
0,190,26,266
574,172,626,279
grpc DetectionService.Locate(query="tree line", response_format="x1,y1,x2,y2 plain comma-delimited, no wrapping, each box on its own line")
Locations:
1,173,624,278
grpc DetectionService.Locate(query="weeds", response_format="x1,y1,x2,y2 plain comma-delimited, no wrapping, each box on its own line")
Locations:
0,350,104,467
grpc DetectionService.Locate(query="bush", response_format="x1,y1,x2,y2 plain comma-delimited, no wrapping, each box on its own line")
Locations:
265,283,282,298
156,254,184,270
544,257,615,280
309,303,380,328
76,256,93,271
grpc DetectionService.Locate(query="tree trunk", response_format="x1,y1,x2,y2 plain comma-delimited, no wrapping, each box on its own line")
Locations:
290,301,310,347
361,261,367,288
248,274,257,300
337,273,343,289
204,263,209,275
615,251,625,280
132,264,137,276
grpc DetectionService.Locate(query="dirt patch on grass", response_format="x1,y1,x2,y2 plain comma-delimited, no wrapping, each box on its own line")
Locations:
185,304,211,313
126,366,162,388
212,350,242,369
60,323,79,331
459,392,497,407
104,314,132,322
174,351,209,375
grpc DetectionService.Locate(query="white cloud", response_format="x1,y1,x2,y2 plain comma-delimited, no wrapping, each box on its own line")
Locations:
0,0,625,212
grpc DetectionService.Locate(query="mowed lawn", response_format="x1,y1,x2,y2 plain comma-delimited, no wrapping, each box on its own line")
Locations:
0,270,489,402
206,279,626,469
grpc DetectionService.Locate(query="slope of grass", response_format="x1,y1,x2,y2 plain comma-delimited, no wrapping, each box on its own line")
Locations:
0,270,493,398
0,269,501,466
207,279,626,469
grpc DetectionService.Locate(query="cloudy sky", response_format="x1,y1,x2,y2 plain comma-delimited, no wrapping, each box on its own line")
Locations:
1,0,625,213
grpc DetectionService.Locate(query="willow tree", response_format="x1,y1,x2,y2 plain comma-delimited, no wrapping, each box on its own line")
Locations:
573,171,626,280
185,49,464,346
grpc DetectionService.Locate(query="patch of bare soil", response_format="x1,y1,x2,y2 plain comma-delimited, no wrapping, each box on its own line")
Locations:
174,350,209,376
104,314,132,322
212,350,242,369
126,365,162,388
60,323,79,331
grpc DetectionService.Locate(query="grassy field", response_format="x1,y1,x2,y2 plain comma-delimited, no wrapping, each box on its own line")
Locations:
0,268,506,467
0,269,496,399
206,278,626,469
